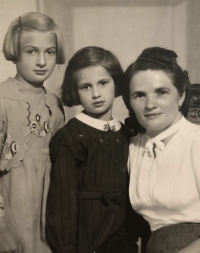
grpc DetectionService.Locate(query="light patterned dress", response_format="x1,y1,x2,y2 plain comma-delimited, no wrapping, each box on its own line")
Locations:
0,78,65,253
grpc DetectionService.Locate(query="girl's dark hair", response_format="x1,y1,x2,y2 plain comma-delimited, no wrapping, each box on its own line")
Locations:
122,47,190,120
61,46,123,106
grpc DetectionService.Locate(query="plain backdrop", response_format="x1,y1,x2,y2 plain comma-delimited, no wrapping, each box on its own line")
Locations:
0,0,200,122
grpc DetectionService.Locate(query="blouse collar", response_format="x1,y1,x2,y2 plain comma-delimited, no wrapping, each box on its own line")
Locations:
145,116,185,156
75,111,121,132
150,116,185,142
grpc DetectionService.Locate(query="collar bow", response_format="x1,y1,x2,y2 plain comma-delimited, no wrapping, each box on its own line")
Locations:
145,138,165,158
104,123,116,132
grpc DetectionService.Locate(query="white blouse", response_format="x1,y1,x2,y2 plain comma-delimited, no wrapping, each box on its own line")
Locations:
128,117,200,231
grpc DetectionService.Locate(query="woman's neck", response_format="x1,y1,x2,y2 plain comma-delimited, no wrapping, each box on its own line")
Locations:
147,112,182,138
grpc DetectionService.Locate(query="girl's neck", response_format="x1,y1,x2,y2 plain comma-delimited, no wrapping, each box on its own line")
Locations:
14,75,43,89
83,108,113,121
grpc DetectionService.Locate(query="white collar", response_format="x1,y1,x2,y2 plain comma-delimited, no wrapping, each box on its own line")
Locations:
145,116,184,157
149,116,185,142
75,111,121,132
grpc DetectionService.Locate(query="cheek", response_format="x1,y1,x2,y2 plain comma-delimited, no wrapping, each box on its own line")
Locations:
77,92,83,101
109,83,116,96
106,85,115,101
130,100,142,113
49,57,56,67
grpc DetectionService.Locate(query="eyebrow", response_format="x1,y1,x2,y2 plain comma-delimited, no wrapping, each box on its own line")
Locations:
155,87,170,92
23,46,56,49
77,82,91,87
131,91,145,96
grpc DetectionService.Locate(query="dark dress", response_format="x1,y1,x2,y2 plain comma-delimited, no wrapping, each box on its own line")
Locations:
46,114,150,253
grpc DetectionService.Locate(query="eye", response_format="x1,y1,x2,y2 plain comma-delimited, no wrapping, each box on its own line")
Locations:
99,80,108,86
47,49,56,55
157,90,168,96
82,85,90,90
132,92,145,99
27,49,36,55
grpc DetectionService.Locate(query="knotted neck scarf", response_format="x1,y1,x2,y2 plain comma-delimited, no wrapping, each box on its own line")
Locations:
145,116,184,159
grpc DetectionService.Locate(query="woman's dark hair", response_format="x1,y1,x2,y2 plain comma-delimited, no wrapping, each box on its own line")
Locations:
61,46,123,106
122,47,190,120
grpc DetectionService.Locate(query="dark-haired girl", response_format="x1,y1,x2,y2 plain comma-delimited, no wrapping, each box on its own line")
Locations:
122,46,200,253
46,46,149,253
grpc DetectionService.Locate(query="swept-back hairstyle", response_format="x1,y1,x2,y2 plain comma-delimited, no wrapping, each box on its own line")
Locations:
3,12,65,64
61,46,123,106
122,47,190,118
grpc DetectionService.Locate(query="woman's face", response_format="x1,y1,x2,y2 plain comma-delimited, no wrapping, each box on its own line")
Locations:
129,70,185,137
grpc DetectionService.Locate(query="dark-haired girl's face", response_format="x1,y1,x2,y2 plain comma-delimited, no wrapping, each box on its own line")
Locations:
76,65,115,120
129,70,185,137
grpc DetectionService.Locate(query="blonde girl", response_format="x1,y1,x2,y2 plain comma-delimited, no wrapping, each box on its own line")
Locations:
0,12,65,253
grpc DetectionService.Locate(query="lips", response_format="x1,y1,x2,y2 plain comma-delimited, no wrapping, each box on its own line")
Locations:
144,113,161,119
92,101,105,107
34,70,47,75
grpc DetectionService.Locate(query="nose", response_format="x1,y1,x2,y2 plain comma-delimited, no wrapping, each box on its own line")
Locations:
92,86,101,99
36,53,46,68
145,95,157,110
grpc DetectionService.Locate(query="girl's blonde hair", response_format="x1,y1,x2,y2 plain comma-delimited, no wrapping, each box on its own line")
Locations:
3,12,65,64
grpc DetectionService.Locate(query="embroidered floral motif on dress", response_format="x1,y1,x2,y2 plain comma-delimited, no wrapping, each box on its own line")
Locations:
1,133,18,160
30,114,51,137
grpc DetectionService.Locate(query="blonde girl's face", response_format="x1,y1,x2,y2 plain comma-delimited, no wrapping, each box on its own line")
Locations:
129,70,185,137
76,65,115,121
15,31,57,87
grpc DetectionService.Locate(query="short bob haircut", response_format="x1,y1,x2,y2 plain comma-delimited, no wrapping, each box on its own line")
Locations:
61,46,124,106
3,12,65,64
122,47,190,118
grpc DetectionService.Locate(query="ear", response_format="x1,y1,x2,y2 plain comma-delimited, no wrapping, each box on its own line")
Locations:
178,92,186,107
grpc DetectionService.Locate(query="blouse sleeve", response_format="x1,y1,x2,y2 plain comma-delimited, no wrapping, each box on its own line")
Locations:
191,132,200,194
46,130,78,253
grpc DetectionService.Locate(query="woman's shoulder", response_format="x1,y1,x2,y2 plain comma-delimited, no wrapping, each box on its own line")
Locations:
130,133,147,146
182,119,200,139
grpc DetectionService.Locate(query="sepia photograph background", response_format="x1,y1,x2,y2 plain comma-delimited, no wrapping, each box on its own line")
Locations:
0,0,200,123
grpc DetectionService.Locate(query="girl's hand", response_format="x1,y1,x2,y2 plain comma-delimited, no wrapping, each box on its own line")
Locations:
0,217,23,253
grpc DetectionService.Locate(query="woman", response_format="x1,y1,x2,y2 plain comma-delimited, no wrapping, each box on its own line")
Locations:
122,47,200,253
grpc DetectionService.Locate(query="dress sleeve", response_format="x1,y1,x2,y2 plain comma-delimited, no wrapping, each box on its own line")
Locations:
50,98,65,135
95,174,151,253
46,130,78,253
0,98,5,217
125,197,151,253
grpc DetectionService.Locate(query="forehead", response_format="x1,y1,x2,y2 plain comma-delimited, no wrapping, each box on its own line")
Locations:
130,70,175,91
76,65,111,84
20,31,56,48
